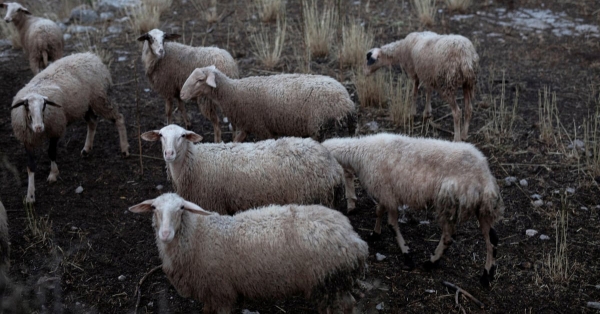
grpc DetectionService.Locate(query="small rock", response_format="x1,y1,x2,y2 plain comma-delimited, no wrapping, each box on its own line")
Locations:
63,33,72,41
376,253,386,261
144,88,150,92
147,301,153,307
71,226,78,230
242,310,259,314
525,229,538,237
596,205,600,210
108,25,123,34
504,176,517,186
545,201,553,207
531,194,542,200
566,187,575,194
70,4,99,24
567,139,585,150
223,117,229,123
539,234,550,240
519,261,532,269
67,25,98,34
97,0,141,12
595,284,600,289
117,56,127,62
75,186,84,194
156,185,163,190
375,302,384,310
580,206,588,211
425,289,436,293
553,189,560,194
100,12,114,21
118,275,126,281
365,121,379,132
419,220,430,225
519,179,528,187
532,200,544,207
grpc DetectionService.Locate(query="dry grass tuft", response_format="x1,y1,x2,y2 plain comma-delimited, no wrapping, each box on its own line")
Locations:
354,70,387,108
191,0,221,24
303,0,338,59
0,22,21,49
255,0,284,23
145,0,173,14
340,22,373,69
75,26,113,67
125,4,161,34
583,97,600,177
538,86,566,148
388,74,414,133
445,0,472,13
24,202,53,248
412,0,436,26
482,71,519,143
250,17,286,69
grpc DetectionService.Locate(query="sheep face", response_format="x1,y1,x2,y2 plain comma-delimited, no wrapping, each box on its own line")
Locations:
0,2,31,23
129,193,212,243
141,124,203,163
180,66,217,101
11,93,61,133
137,29,181,59
364,48,383,76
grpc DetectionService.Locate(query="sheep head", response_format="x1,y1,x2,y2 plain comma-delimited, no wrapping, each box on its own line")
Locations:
11,93,61,134
363,48,384,76
141,124,203,163
180,66,217,101
137,29,181,59
1,2,31,23
129,193,212,243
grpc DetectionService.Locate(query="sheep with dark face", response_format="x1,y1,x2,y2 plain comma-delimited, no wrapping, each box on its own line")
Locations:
11,52,129,203
130,193,368,313
0,2,64,74
365,31,479,141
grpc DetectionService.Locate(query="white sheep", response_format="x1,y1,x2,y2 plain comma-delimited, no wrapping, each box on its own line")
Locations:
138,29,239,143
129,193,368,313
180,65,357,142
11,52,130,203
141,124,344,215
0,2,64,74
365,31,479,142
322,133,504,287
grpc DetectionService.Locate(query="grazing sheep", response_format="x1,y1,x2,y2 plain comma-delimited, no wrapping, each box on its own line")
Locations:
365,31,479,141
180,65,356,142
11,52,130,203
129,193,368,313
138,29,239,142
322,133,504,287
0,2,64,74
141,124,343,215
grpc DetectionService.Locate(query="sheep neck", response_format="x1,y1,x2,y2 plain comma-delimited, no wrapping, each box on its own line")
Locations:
12,13,34,38
209,71,236,104
141,42,159,75
331,141,364,174
165,144,194,191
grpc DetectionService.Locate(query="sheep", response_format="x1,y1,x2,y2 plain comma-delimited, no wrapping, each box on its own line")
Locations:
364,31,479,142
322,133,504,287
11,52,130,203
180,65,357,143
137,28,239,143
0,2,64,74
129,192,368,313
141,124,344,215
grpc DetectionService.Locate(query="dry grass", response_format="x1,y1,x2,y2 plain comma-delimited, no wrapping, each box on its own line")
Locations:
145,0,173,14
482,71,519,143
445,0,472,13
303,0,338,59
125,4,161,34
538,87,566,148
583,98,600,177
191,0,221,24
388,74,414,134
0,22,21,49
255,0,283,23
250,17,286,69
354,70,387,108
24,202,53,248
340,22,373,69
75,26,113,67
412,0,436,26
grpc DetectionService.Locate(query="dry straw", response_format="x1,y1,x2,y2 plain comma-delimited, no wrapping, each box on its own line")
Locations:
354,70,387,108
255,0,284,23
340,22,373,69
303,0,338,59
126,0,172,34
250,17,287,69
412,0,436,26
388,74,414,134
445,0,472,13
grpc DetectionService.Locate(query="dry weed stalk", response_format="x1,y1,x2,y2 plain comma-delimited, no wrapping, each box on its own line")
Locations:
584,98,600,177
485,71,519,142
191,0,221,24
545,195,573,284
250,17,286,69
24,202,53,247
59,0,86,20
388,73,414,133
340,22,373,69
75,26,113,67
445,0,472,13
255,0,283,23
145,0,173,14
354,70,387,108
538,87,565,149
303,0,338,59
412,0,436,26
125,3,161,34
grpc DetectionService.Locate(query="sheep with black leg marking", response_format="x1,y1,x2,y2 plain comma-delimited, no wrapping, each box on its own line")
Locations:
0,2,63,74
129,193,368,313
180,66,356,142
365,31,479,141
138,28,239,142
322,133,504,287
141,124,343,215
11,52,130,203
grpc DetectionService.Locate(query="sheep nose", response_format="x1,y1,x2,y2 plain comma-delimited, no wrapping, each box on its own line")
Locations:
33,125,44,133
160,230,171,240
164,150,175,159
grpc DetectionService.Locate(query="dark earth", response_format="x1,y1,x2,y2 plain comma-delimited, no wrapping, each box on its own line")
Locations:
1,0,600,313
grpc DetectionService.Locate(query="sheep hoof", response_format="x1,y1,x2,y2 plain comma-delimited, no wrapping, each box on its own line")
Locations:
422,260,440,271
121,151,130,158
367,232,381,242
489,228,499,246
403,253,415,270
81,149,90,157
25,195,35,204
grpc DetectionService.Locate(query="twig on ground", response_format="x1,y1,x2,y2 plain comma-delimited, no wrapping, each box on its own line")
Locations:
441,281,485,309
133,61,143,175
134,265,162,313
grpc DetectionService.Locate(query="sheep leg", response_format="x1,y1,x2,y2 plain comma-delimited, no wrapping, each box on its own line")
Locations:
198,98,221,142
113,113,130,157
422,87,433,121
25,148,36,203
343,168,357,213
444,91,462,142
28,56,40,75
164,98,174,126
233,130,247,143
461,83,474,141
176,98,191,130
387,205,415,269
42,50,48,69
82,108,98,157
424,221,455,270
479,221,498,288
341,292,356,314
372,204,386,237
47,138,59,183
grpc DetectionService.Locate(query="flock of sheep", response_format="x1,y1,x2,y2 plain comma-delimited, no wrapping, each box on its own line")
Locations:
1,1,505,313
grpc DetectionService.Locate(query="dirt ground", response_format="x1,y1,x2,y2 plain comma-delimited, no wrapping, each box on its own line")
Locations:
1,0,600,313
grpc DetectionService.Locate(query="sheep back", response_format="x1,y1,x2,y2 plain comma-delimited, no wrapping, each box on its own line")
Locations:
172,137,344,215
21,16,64,66
159,204,368,305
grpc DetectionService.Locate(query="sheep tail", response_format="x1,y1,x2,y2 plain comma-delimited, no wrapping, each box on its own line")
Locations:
42,50,48,68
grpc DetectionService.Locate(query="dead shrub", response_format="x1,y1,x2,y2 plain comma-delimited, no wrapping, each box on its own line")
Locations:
255,0,283,23
340,22,373,69
412,0,436,26
354,70,387,108
388,74,414,133
250,17,286,69
303,0,337,59
445,0,472,13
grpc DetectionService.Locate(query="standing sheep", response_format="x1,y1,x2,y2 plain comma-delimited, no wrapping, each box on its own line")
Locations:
322,133,504,287
180,66,356,142
0,2,64,74
141,124,343,215
365,31,479,141
129,193,368,313
11,52,130,203
138,28,239,142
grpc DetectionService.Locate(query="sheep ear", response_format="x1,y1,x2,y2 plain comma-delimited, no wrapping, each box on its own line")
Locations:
11,99,28,109
137,33,151,42
0,4,6,9
182,200,212,216
164,33,181,41
44,99,61,108
17,8,31,15
206,71,216,88
141,130,161,141
184,131,203,143
129,199,155,213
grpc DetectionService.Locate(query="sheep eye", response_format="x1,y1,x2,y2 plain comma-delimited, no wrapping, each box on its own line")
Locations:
151,205,156,209
180,206,184,210
181,134,185,138
159,133,163,137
